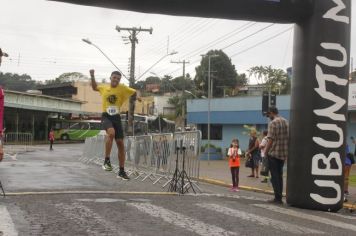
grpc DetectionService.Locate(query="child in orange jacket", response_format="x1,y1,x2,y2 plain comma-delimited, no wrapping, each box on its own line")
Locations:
228,138,241,192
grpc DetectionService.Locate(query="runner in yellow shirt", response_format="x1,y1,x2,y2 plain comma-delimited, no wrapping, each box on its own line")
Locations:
90,69,139,180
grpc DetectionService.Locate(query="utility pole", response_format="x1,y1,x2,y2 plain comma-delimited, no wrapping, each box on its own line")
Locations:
116,26,152,136
201,54,218,166
171,60,190,128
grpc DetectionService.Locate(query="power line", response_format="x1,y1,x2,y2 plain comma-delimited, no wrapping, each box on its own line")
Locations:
230,27,293,58
154,24,277,76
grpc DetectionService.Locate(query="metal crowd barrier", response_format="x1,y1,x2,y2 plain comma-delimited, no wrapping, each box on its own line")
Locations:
3,132,33,153
81,131,202,190
4,132,33,145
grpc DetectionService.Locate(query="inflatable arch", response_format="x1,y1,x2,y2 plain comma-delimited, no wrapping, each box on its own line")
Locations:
51,0,351,211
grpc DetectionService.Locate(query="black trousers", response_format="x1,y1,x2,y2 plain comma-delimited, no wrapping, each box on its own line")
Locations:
50,140,54,150
268,156,284,201
230,167,240,187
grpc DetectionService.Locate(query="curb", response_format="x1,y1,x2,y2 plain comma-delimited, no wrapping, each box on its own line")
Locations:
198,177,356,211
3,191,179,196
198,177,275,195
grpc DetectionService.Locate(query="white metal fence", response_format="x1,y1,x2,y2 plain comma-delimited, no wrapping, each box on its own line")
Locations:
4,132,33,145
81,131,201,190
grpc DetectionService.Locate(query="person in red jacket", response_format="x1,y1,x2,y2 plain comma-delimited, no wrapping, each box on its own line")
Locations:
227,138,241,192
49,128,55,151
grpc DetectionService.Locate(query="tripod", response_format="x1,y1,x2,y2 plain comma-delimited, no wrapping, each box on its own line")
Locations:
168,146,181,192
177,147,196,194
0,180,5,197
168,144,196,194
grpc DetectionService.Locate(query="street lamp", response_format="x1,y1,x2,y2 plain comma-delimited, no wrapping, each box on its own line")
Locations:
82,38,129,81
136,51,178,81
201,54,218,165
184,90,198,98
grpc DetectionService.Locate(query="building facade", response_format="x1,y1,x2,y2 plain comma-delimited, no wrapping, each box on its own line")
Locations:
187,94,356,154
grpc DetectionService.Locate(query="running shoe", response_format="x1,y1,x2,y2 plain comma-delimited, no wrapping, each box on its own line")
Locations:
102,159,113,171
117,170,130,180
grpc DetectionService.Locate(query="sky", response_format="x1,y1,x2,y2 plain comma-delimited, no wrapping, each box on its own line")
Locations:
0,0,355,85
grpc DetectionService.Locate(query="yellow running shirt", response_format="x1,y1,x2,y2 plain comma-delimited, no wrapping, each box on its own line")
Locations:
97,84,136,114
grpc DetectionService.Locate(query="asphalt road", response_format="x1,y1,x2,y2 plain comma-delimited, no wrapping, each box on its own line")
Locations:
0,144,356,236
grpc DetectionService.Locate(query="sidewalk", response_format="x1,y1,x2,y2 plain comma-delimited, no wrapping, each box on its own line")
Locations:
198,159,356,209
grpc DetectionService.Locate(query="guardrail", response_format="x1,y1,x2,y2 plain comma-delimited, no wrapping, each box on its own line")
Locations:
4,132,33,145
81,131,201,192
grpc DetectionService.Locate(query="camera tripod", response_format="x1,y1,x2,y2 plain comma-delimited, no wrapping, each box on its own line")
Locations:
0,180,5,197
168,145,196,194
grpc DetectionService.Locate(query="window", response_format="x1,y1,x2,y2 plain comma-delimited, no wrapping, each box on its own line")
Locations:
199,124,222,140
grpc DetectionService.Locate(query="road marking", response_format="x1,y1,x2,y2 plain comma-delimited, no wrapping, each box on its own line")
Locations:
254,204,356,232
0,205,18,236
128,203,238,236
129,198,152,202
55,202,132,236
76,198,127,203
325,212,356,220
197,203,324,235
5,191,178,196
186,193,267,201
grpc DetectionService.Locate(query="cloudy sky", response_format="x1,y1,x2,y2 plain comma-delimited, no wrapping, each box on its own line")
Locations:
0,0,355,84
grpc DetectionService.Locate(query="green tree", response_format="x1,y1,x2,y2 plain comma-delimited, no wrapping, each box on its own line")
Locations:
145,76,161,84
236,73,248,87
0,72,38,91
172,74,194,92
167,95,183,118
194,50,237,97
160,75,174,93
45,72,87,84
248,65,290,94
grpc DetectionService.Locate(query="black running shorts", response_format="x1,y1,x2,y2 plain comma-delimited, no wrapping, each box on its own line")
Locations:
101,113,124,140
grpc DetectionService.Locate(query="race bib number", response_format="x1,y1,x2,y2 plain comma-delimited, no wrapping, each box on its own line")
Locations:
106,106,119,115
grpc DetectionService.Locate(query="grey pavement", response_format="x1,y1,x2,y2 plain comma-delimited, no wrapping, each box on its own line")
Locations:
199,159,356,207
0,144,356,236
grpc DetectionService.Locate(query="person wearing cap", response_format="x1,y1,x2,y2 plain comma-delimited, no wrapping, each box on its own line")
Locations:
264,106,289,204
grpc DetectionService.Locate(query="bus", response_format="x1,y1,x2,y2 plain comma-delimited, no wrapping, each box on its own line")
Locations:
49,119,102,140
120,114,175,134
50,114,176,140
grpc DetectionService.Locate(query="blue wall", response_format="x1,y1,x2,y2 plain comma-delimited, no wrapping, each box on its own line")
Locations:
188,95,356,154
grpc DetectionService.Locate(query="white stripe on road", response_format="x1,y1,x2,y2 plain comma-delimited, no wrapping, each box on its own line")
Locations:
254,204,356,232
76,198,127,203
197,203,324,235
186,193,267,201
0,205,18,236
325,212,356,220
128,203,237,236
55,203,132,236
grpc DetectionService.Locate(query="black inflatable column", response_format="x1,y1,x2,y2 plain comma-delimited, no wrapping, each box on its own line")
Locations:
288,0,351,211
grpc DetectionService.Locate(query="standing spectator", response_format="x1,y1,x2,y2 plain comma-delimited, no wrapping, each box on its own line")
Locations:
48,128,55,151
259,130,269,183
228,138,241,192
265,106,289,204
246,129,260,178
344,143,354,202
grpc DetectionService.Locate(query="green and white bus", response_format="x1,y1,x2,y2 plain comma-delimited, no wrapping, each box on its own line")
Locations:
50,119,102,140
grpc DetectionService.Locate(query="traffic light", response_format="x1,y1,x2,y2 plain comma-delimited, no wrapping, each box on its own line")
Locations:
262,91,269,116
262,91,277,116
